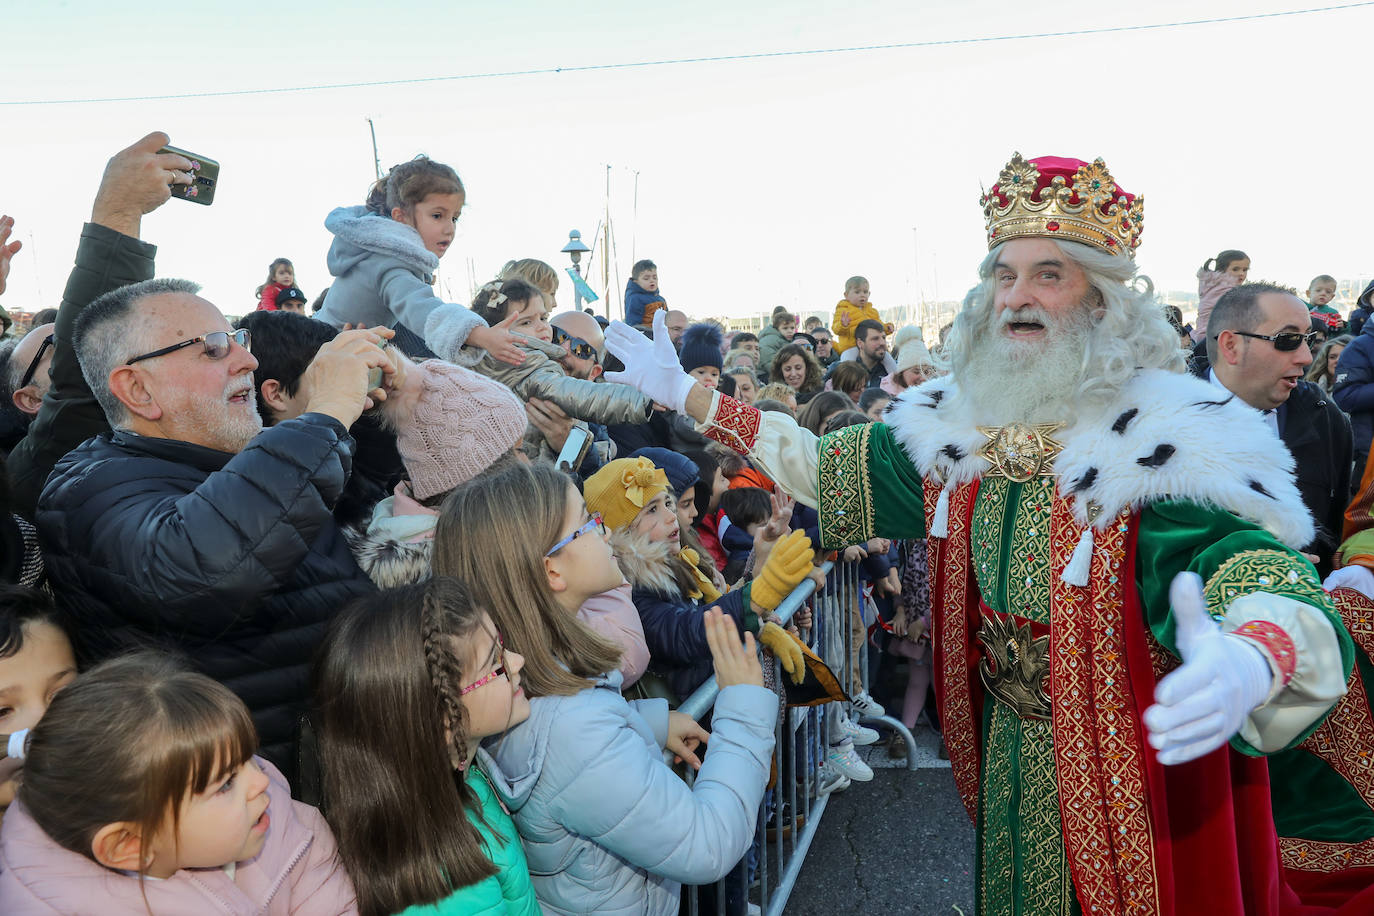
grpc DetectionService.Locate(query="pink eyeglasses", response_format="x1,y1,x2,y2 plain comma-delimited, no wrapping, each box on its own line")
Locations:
460,630,508,695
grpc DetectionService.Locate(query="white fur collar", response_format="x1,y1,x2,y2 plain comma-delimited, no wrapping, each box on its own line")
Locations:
884,369,1314,549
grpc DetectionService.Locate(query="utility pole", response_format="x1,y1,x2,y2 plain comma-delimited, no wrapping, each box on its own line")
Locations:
366,119,382,181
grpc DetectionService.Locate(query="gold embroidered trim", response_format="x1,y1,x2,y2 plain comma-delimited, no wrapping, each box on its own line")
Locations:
817,423,874,549
1203,548,1326,616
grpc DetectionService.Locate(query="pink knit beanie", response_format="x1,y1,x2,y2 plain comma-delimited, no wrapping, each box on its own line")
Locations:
398,360,528,500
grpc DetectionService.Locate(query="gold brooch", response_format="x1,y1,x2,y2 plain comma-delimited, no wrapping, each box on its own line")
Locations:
976,421,1065,483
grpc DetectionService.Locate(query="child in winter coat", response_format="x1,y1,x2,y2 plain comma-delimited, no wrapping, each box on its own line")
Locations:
427,277,653,463
316,156,523,365
433,460,778,916
0,653,356,915
586,456,813,702
255,257,297,311
1191,249,1250,344
624,259,667,329
314,579,540,916
831,275,885,355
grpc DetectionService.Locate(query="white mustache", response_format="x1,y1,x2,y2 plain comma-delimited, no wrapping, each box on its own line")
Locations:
999,308,1052,328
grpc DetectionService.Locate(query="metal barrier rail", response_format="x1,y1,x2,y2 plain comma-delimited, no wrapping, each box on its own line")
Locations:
673,557,918,916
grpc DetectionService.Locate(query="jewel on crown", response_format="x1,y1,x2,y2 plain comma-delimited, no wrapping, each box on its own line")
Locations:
980,152,1145,258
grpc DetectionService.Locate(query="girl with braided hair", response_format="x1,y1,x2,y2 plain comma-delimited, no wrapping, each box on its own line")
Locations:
312,578,539,916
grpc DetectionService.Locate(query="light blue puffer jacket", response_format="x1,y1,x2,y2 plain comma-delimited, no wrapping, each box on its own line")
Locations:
478,670,776,916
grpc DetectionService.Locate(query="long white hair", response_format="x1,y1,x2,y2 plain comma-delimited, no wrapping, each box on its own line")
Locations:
941,240,1184,422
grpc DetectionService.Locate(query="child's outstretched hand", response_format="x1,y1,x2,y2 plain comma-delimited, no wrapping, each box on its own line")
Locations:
839,311,851,328
0,215,22,297
467,311,526,367
666,711,710,770
705,607,763,689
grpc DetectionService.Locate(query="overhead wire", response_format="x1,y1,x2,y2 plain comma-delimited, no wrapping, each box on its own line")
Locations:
4,1,1371,106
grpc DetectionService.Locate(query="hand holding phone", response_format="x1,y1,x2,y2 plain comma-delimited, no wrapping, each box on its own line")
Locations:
158,145,219,205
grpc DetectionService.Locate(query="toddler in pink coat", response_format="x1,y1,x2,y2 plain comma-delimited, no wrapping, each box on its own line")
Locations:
0,653,356,915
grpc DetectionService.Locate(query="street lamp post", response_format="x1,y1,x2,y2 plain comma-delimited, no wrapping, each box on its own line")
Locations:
561,230,591,311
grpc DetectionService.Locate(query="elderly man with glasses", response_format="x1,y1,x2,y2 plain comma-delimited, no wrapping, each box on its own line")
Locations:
1203,282,1353,576
35,275,398,786
0,322,54,452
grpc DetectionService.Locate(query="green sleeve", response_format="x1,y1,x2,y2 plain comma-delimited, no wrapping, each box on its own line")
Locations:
815,421,926,550
1135,499,1354,754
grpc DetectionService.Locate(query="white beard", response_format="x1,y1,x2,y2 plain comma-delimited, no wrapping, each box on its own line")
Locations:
954,305,1094,427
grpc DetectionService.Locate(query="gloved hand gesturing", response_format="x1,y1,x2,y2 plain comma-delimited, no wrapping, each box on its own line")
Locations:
1143,572,1274,766
758,622,806,684
604,310,698,414
751,529,816,612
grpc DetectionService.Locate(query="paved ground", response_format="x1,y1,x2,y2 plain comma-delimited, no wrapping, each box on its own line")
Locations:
784,725,976,915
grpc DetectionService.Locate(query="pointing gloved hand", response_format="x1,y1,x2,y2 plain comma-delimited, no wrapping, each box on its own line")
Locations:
1143,572,1274,766
604,310,698,414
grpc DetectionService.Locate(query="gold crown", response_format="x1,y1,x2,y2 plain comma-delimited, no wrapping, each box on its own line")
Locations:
981,153,1144,258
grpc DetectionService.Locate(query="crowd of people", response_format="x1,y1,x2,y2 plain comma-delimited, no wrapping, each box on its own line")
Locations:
2,133,1374,916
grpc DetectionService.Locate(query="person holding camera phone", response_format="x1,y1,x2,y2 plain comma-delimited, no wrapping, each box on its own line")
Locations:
33,250,404,785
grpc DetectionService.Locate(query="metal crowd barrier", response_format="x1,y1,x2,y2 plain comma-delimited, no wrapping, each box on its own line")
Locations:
672,557,918,916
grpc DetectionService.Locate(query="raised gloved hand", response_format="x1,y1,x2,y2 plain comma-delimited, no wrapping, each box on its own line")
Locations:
1143,572,1274,766
758,621,806,684
1324,564,1374,600
604,310,698,414
751,529,815,611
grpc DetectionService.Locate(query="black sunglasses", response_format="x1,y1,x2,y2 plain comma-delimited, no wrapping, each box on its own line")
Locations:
18,333,54,389
1218,330,1319,352
126,328,251,366
551,326,599,362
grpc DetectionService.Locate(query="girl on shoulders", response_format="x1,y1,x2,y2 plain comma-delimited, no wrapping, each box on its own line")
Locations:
317,156,522,364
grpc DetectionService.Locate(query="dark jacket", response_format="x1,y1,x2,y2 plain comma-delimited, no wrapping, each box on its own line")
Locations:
1194,361,1352,573
1334,319,1374,475
7,224,155,520
1348,280,1374,337
36,414,376,780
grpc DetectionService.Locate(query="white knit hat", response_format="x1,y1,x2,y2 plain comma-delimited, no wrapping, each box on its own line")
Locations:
894,336,934,375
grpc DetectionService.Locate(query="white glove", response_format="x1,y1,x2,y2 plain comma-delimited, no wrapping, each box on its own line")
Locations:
1324,564,1374,599
1143,572,1274,766
604,310,698,414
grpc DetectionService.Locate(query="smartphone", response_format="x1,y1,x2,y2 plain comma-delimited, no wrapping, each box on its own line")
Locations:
555,425,594,473
367,366,384,390
159,146,219,206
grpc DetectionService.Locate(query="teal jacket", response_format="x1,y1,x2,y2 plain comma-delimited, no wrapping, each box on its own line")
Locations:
396,768,539,916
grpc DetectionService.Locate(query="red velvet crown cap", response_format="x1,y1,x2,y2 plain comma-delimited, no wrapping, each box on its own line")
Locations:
988,155,1137,216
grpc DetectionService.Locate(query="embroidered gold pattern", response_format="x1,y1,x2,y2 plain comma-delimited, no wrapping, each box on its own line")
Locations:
817,423,875,549
928,478,982,819
976,421,1065,482
1203,549,1327,616
1006,479,1055,623
1282,588,1374,871
1018,717,1077,915
1049,500,1162,914
703,394,762,453
980,702,1019,914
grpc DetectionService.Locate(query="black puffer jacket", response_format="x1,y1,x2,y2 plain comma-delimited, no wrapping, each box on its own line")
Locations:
36,414,376,780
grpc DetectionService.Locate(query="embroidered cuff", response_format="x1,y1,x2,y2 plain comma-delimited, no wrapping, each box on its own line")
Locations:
1230,619,1297,700
702,391,762,453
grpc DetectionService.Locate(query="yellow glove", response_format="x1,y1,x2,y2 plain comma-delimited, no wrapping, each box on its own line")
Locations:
759,621,806,684
751,529,815,611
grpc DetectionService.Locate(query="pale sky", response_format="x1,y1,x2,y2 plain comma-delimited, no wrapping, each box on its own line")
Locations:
3,0,1371,325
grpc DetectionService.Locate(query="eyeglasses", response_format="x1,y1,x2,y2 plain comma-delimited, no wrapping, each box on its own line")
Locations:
125,328,251,366
545,512,606,557
18,333,54,389
551,326,599,363
1217,330,1319,352
460,630,508,695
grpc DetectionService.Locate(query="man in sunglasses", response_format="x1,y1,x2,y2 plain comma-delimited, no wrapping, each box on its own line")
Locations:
551,311,605,381
1205,282,1352,576
0,321,54,452
35,275,398,786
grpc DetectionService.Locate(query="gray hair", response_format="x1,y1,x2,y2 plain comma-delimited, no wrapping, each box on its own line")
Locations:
942,240,1183,411
72,278,201,428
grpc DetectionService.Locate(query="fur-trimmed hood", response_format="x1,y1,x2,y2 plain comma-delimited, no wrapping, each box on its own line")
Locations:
884,368,1314,549
609,526,689,598
343,493,436,588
